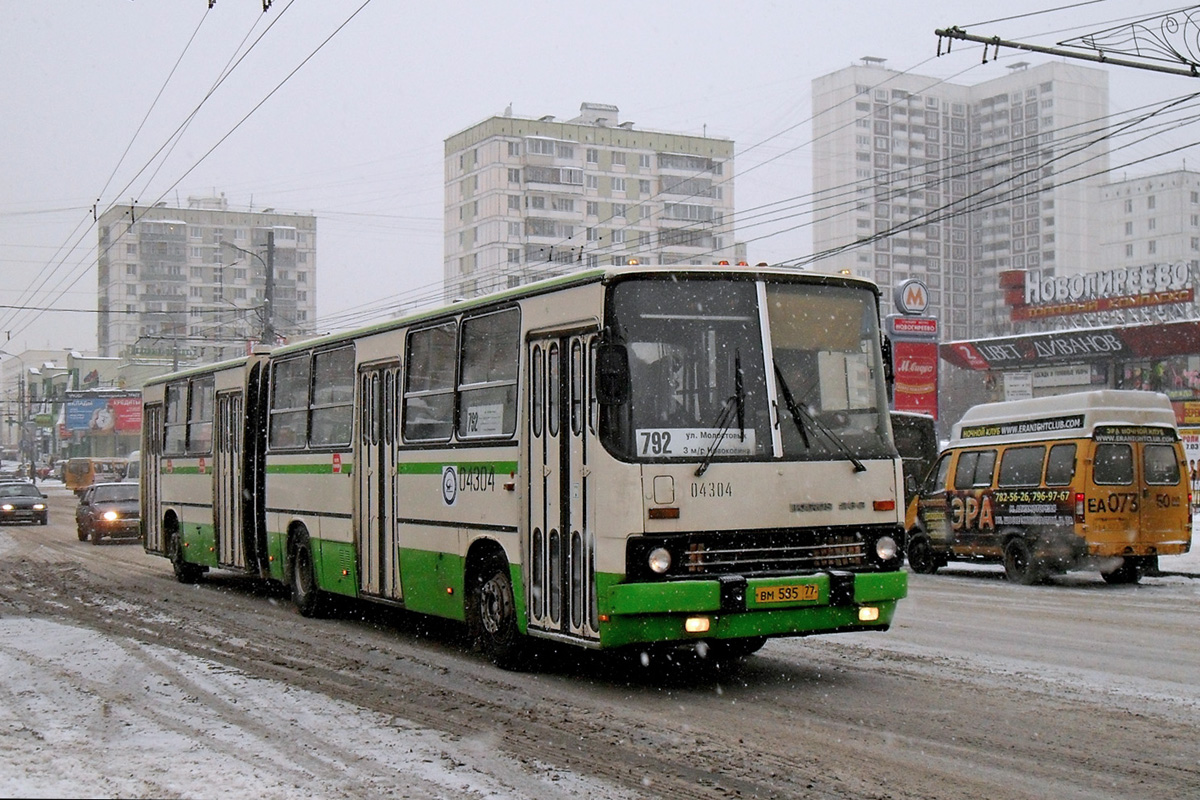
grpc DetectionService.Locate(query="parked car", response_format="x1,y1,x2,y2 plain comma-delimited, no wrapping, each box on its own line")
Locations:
0,481,49,525
76,482,141,544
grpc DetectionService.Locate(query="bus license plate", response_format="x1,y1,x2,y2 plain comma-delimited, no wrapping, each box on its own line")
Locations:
755,583,819,604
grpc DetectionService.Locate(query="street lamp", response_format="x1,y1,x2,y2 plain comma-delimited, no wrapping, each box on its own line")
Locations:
222,236,275,345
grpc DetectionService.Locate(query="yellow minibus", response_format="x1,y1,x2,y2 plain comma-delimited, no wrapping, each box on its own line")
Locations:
905,390,1191,584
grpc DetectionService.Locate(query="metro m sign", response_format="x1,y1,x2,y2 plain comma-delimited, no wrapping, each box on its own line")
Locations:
893,278,929,315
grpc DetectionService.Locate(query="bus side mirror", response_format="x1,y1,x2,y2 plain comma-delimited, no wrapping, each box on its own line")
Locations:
882,335,895,402
595,343,630,405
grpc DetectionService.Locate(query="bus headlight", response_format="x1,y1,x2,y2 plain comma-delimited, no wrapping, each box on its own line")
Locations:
648,547,672,574
875,536,898,561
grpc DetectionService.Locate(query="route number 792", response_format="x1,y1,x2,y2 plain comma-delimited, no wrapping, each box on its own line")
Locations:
639,431,673,455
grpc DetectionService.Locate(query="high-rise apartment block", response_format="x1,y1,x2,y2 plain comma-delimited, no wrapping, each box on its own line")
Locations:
97,195,316,361
812,59,1109,340
444,103,738,298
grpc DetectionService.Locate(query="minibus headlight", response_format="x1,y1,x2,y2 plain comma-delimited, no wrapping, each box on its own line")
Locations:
648,547,672,574
875,536,898,562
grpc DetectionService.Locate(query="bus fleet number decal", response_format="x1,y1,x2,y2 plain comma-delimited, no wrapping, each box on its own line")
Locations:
691,481,733,498
441,465,496,506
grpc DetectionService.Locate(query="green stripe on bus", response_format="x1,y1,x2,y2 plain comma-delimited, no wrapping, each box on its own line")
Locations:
266,462,355,475
396,461,518,475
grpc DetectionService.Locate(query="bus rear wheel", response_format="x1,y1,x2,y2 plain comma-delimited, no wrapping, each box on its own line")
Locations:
470,556,524,670
291,538,326,618
1003,537,1044,585
169,529,203,584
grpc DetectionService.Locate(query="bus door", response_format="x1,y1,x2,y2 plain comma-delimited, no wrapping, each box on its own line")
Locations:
357,364,402,601
215,391,245,569
1138,440,1189,544
142,403,164,554
527,334,598,641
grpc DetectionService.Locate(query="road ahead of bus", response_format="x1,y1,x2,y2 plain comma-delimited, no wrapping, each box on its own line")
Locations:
1,486,1196,799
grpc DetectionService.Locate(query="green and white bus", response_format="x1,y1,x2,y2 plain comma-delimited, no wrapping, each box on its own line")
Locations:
141,265,908,666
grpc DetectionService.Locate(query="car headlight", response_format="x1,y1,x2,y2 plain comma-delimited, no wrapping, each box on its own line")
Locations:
103,510,120,522
0,504,12,511
648,547,672,574
33,504,45,511
875,536,898,561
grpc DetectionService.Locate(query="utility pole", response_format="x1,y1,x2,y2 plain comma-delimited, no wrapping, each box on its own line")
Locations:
222,234,276,347
264,230,276,346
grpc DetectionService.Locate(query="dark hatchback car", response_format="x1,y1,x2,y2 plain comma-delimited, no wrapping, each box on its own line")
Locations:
76,482,141,544
0,481,49,525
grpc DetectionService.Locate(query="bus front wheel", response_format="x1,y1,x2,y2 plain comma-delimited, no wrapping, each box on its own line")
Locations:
1003,537,1044,585
470,556,524,670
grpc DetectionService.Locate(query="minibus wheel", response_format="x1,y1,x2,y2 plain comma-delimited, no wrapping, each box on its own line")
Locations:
1101,558,1143,585
906,533,940,574
1003,536,1044,585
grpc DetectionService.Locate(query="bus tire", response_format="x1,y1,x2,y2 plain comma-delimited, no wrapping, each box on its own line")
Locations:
290,535,326,618
169,529,203,584
906,533,939,574
1003,537,1044,585
1101,558,1142,585
470,556,524,670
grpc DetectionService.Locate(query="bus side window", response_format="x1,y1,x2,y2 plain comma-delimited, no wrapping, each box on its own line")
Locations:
953,452,978,490
972,450,997,487
1044,443,1077,486
927,453,952,493
956,450,996,489
403,322,456,442
998,446,1045,487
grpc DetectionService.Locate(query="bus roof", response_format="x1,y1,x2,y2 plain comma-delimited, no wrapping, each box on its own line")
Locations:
949,389,1178,446
251,264,880,361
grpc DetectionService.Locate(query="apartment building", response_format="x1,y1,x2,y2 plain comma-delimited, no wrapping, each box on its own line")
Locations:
1100,168,1200,273
96,195,316,362
444,103,738,298
812,59,1109,341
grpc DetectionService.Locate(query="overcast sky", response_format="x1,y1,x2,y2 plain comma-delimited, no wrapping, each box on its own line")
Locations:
1,0,1194,355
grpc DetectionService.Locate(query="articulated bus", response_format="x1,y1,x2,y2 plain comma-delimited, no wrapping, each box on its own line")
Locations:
141,265,908,666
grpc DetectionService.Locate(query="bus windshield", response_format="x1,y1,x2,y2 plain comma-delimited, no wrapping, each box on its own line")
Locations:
604,276,892,464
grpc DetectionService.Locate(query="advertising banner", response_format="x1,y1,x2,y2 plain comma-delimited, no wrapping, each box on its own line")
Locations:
892,339,938,418
65,396,142,433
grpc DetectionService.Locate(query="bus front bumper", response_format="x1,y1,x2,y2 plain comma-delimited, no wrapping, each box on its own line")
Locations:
597,570,907,649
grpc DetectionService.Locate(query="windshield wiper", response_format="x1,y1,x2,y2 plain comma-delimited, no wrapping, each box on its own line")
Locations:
695,351,746,477
773,361,866,473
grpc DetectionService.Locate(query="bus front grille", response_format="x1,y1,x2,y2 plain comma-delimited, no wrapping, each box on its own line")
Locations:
625,526,894,582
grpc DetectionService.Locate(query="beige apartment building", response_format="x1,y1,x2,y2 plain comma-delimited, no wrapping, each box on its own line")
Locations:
443,103,739,298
